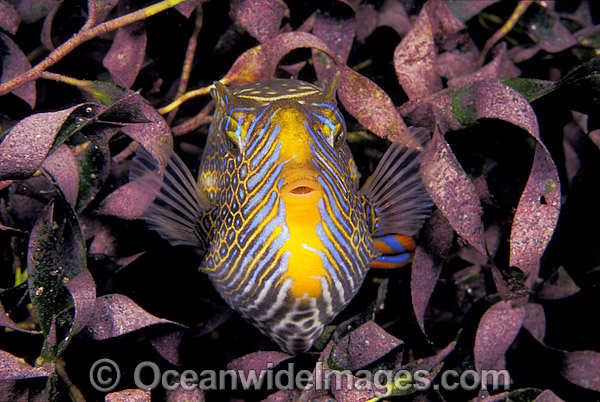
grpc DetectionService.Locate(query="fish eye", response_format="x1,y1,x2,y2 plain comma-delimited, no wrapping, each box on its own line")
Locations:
224,131,240,156
332,123,345,148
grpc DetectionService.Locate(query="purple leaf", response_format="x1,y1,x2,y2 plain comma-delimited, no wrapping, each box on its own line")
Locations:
174,0,205,18
120,100,173,168
331,374,381,402
468,389,565,402
445,0,499,23
95,171,160,220
474,300,526,374
166,385,206,402
331,321,402,371
0,104,86,180
375,0,411,38
230,0,288,43
0,301,39,333
393,0,464,100
150,329,185,366
63,268,96,339
447,43,520,88
466,81,560,287
537,266,581,300
532,390,567,402
103,22,147,88
402,341,456,373
0,1,20,35
523,302,546,344
526,5,577,54
41,144,79,206
87,0,120,25
0,32,36,107
0,350,52,380
411,210,454,334
354,4,377,42
561,350,600,392
85,294,184,340
105,389,151,402
312,10,355,81
227,351,292,386
421,128,486,255
17,0,57,24
39,0,61,50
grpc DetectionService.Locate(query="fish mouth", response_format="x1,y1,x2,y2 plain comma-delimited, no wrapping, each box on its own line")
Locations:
281,178,323,198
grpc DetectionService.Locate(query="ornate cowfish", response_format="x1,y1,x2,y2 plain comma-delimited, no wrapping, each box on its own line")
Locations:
132,74,432,354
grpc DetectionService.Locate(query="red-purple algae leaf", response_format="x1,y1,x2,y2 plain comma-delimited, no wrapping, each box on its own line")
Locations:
403,340,456,373
374,0,412,38
435,33,479,82
95,172,159,220
336,63,412,144
421,128,486,255
105,389,151,402
0,350,52,380
230,0,288,43
312,11,355,81
525,4,578,54
120,100,173,168
474,300,526,374
261,389,301,402
468,389,565,402
0,32,36,108
166,385,206,402
330,321,402,371
509,146,560,288
103,22,147,88
88,226,117,255
523,302,545,345
561,350,600,392
150,329,185,366
227,351,293,386
393,0,464,100
16,0,58,24
0,300,40,334
562,119,584,186
40,144,79,206
411,210,454,334
26,196,88,362
0,104,90,180
84,294,185,340
331,375,382,402
463,81,561,286
87,0,120,26
444,0,499,23
536,266,581,300
39,0,61,51
447,43,520,88
63,268,96,338
0,1,20,35
174,0,205,18
354,4,377,42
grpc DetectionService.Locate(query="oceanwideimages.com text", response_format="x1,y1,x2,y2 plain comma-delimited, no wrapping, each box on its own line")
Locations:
89,358,511,395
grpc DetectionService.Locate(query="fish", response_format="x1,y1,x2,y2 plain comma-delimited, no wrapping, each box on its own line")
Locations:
131,73,432,354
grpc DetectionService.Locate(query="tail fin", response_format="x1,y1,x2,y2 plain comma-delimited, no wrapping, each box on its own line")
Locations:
130,147,212,248
360,126,433,237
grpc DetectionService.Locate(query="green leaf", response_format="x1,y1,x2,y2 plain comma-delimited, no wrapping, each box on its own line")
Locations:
26,197,87,363
75,142,109,212
78,80,128,106
499,78,556,102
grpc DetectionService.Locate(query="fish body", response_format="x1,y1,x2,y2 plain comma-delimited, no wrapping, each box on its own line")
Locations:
133,75,432,353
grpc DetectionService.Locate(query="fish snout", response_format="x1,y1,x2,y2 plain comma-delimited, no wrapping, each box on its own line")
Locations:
280,178,323,203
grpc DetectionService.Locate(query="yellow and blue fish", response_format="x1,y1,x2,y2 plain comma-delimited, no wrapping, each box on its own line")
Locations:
132,74,432,353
